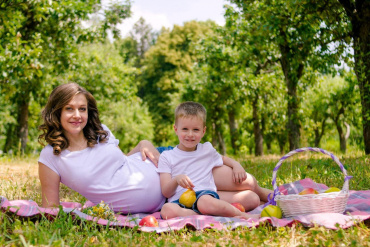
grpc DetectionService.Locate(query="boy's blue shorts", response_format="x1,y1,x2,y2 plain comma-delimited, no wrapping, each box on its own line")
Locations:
170,190,220,215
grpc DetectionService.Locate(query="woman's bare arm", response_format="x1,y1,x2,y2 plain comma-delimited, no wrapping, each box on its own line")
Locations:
38,162,61,208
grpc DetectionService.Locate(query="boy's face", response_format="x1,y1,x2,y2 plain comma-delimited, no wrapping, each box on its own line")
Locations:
174,116,206,151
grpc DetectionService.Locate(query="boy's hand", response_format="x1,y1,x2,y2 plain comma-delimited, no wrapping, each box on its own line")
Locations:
232,162,247,184
222,156,247,184
175,174,194,189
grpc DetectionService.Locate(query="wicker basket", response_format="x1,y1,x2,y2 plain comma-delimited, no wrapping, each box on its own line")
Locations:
270,147,352,217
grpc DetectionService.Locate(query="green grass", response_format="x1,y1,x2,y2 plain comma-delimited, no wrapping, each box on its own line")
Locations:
1,152,370,246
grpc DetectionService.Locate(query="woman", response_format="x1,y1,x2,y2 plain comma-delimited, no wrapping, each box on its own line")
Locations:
38,83,271,214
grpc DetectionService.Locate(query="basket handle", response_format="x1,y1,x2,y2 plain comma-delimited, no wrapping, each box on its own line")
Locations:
268,147,353,206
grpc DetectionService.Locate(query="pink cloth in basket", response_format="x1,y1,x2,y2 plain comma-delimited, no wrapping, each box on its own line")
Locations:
1,178,370,232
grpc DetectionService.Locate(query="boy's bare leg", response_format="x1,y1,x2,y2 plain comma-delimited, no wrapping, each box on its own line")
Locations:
213,165,273,203
160,203,199,220
196,195,259,219
217,190,260,211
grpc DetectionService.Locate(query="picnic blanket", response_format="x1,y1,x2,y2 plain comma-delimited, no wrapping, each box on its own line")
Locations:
1,178,370,233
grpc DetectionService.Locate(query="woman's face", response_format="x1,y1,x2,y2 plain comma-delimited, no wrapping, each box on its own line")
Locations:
60,93,88,138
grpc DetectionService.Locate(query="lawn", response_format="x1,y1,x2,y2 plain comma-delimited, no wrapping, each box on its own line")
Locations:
1,151,369,246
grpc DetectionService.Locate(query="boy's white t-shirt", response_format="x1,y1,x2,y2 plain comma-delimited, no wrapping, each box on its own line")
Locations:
157,142,223,202
38,125,165,214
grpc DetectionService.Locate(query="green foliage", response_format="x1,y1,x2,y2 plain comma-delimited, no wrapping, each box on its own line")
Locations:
101,101,154,154
302,74,362,152
52,42,153,153
0,0,132,154
140,20,217,145
115,36,140,65
227,0,352,150
57,42,138,102
0,1,366,156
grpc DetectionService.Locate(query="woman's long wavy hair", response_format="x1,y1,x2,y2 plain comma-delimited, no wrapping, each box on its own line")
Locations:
38,83,108,155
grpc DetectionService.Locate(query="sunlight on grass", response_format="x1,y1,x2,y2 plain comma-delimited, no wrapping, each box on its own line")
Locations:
0,152,369,246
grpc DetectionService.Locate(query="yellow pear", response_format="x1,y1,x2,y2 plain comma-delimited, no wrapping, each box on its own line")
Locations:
324,187,341,193
179,189,196,208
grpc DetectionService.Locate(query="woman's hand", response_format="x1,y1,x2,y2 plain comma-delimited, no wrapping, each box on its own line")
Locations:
175,174,194,189
128,140,160,167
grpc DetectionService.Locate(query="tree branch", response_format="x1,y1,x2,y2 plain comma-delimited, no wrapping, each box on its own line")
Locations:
338,0,356,19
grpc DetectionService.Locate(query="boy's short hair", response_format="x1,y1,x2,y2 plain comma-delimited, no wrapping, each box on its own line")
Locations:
175,101,207,126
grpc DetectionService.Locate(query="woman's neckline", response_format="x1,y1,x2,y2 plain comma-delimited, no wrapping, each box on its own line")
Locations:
66,137,88,152
64,146,90,154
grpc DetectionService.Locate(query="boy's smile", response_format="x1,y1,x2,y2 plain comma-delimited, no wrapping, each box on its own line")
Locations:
174,116,206,152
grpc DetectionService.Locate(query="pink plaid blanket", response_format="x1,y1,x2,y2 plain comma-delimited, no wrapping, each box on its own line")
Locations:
1,179,370,232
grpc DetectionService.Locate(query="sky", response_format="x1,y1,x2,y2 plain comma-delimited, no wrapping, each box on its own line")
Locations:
114,0,228,37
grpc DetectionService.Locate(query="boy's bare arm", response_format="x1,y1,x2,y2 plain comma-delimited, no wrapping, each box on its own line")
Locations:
222,156,247,184
160,173,179,198
160,173,194,198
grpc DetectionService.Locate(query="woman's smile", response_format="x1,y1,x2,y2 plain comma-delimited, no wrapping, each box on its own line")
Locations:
60,93,88,138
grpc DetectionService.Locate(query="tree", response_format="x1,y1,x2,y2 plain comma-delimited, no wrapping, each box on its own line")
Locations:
302,74,361,152
327,75,361,153
140,21,216,145
190,31,245,154
129,17,156,60
0,0,131,153
200,6,285,156
228,0,349,151
115,17,156,67
302,78,331,147
50,41,153,152
334,0,370,154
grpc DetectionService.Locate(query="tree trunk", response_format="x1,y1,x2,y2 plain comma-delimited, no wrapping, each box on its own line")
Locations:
211,122,218,148
217,130,226,155
17,97,29,154
338,0,370,154
278,35,303,151
314,119,327,147
3,124,16,153
212,121,226,155
354,12,370,155
344,122,350,140
333,106,346,153
336,122,347,153
248,143,254,155
286,80,301,151
278,140,285,155
266,141,272,154
252,96,263,156
228,111,239,154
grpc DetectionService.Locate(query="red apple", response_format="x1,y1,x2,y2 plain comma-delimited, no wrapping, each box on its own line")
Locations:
298,188,319,195
231,202,246,212
139,215,158,227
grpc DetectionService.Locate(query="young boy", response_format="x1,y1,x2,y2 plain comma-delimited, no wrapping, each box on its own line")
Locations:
157,101,258,219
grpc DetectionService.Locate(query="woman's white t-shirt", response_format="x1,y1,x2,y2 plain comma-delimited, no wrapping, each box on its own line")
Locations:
38,125,165,214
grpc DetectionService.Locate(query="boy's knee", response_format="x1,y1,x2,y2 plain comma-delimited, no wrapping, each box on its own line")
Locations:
196,195,220,215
